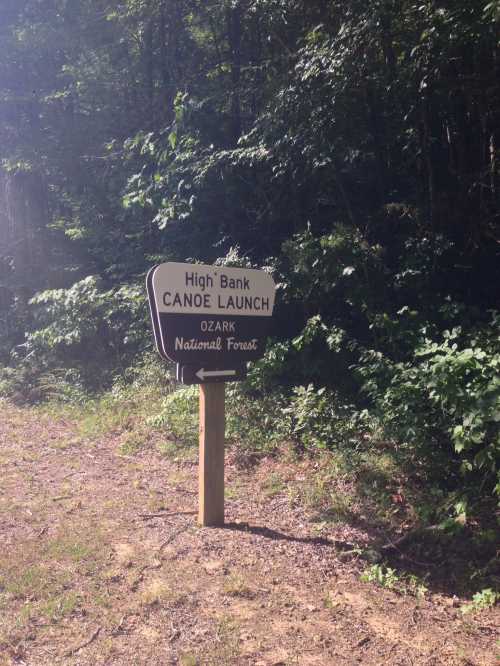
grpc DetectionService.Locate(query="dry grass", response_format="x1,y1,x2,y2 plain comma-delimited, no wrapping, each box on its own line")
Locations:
223,573,253,599
0,400,497,666
141,578,173,605
114,542,137,568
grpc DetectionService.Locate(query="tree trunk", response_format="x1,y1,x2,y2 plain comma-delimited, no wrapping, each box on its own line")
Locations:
227,2,242,145
144,18,154,124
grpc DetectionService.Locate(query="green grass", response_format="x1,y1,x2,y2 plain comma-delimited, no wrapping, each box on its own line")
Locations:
47,537,94,562
118,431,147,456
38,591,80,622
261,472,285,498
149,385,199,446
1,565,69,601
156,439,197,460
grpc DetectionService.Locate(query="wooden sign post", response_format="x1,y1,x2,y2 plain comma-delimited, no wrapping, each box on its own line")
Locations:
146,262,275,526
198,383,225,526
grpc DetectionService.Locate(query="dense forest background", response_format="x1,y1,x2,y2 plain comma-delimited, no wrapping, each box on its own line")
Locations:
0,1,499,508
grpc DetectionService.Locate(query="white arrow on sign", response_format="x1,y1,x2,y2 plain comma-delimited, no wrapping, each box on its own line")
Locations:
195,368,237,381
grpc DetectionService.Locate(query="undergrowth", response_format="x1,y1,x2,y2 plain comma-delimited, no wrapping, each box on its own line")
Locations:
2,350,498,601
360,564,428,598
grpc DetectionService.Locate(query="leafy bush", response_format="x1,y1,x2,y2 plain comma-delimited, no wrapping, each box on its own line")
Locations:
0,361,87,404
149,381,288,453
226,383,289,452
111,352,175,397
150,385,199,446
148,377,373,457
357,311,500,496
285,384,372,452
461,588,498,614
361,564,428,598
24,276,150,389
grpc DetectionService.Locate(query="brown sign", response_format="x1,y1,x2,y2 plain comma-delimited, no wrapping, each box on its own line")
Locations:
179,364,247,385
147,262,275,380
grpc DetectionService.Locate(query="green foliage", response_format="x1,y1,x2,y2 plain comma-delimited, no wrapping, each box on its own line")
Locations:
285,384,371,451
150,385,199,447
150,381,288,453
244,341,292,392
361,564,400,590
461,588,499,615
0,362,87,404
111,351,174,397
148,379,371,457
361,564,428,598
226,383,289,452
23,277,150,389
1,0,499,514
357,311,500,495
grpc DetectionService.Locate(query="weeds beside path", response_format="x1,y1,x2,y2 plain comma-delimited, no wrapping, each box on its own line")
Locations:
0,400,498,665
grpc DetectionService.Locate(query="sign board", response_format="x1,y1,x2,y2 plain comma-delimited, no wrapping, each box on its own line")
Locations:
147,261,276,526
180,364,247,385
147,266,169,362
147,262,275,379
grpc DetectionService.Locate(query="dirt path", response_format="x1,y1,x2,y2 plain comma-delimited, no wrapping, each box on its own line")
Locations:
0,401,498,665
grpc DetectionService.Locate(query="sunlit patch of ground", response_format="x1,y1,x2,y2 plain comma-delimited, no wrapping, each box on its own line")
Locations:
0,401,498,665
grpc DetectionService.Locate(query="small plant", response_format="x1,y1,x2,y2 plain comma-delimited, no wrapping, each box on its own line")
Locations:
323,591,345,611
38,591,80,623
285,382,369,452
1,565,67,601
226,383,288,453
118,431,144,456
406,574,428,599
361,564,399,589
77,395,135,439
141,578,172,605
213,615,240,664
360,564,428,597
150,385,198,446
46,536,94,563
461,588,498,615
223,573,253,598
261,472,285,498
299,458,356,521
